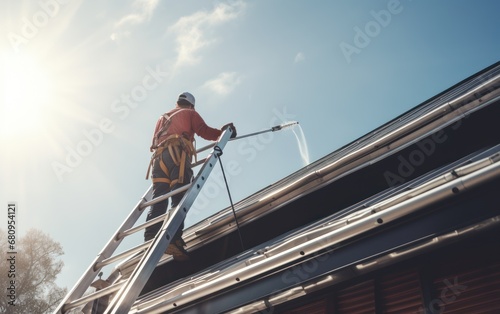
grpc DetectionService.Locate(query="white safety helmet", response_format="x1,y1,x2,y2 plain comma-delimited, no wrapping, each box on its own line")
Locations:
178,92,195,107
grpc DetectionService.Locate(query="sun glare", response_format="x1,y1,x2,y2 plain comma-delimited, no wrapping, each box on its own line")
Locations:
1,53,53,137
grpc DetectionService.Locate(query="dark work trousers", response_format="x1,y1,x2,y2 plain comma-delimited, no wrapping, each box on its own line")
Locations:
144,147,193,242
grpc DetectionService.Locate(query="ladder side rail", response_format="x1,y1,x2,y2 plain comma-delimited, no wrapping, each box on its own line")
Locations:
106,128,234,314
58,181,194,312
54,186,153,314
60,183,194,312
109,183,193,241
64,280,125,312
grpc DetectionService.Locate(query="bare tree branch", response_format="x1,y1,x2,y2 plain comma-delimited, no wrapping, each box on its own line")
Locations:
0,228,67,314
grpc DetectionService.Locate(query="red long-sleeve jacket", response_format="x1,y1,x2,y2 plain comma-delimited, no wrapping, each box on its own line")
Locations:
150,107,222,151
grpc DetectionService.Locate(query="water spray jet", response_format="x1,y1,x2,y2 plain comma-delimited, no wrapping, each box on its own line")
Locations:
196,121,300,154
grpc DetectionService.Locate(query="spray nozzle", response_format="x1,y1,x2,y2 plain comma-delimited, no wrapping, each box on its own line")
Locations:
271,121,299,132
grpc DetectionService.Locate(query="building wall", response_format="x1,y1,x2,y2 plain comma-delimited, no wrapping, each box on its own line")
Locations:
276,227,500,314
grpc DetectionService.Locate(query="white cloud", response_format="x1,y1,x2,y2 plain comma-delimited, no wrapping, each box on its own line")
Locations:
294,52,305,63
203,72,242,96
168,1,246,67
112,0,159,41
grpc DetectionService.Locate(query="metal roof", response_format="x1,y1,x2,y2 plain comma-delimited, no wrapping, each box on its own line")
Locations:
118,61,500,313
132,146,500,313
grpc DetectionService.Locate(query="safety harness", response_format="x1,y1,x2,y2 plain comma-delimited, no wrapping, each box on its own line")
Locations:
145,110,196,187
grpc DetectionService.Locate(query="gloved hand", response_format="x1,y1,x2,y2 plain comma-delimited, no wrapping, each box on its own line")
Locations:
222,123,237,138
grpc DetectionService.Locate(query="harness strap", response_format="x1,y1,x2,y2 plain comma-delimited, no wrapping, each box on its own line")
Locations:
168,144,186,183
150,109,186,151
152,177,171,184
145,146,168,180
168,144,180,165
159,150,170,178
145,135,195,187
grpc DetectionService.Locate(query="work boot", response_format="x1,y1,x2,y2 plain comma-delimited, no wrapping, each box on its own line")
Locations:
166,239,189,261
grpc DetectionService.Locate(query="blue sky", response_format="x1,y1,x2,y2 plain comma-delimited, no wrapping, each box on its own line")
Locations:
1,0,499,291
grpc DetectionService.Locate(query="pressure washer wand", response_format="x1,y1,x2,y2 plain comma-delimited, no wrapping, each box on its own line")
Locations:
196,121,299,154
231,121,299,141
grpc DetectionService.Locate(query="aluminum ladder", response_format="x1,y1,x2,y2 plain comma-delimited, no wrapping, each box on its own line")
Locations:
54,127,234,314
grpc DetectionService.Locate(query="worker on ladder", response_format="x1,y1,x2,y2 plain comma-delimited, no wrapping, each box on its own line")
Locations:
145,92,236,261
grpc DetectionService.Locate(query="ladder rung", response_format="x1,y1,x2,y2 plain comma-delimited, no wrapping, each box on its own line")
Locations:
63,280,125,313
191,157,208,168
95,240,151,270
115,252,145,278
140,183,192,209
118,211,169,240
